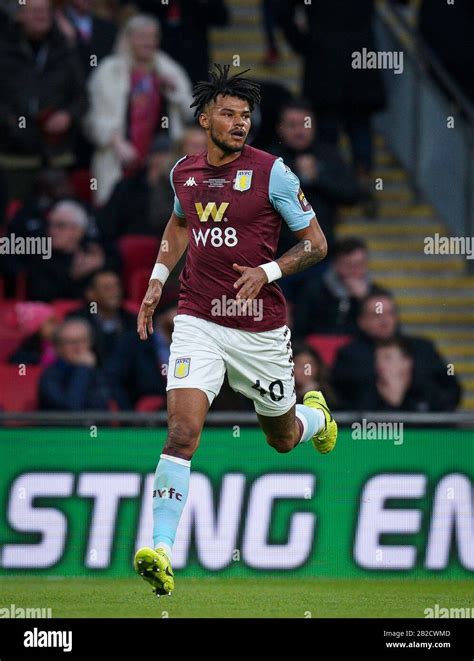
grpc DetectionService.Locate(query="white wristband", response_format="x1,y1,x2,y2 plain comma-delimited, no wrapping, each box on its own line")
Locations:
150,263,170,284
259,261,282,283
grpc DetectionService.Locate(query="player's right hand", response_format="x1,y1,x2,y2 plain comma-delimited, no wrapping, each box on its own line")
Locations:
137,279,162,340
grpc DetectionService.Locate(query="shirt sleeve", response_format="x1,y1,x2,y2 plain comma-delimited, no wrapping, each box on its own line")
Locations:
268,157,314,231
169,159,186,218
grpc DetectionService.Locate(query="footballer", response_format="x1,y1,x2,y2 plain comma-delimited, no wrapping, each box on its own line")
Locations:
134,64,337,597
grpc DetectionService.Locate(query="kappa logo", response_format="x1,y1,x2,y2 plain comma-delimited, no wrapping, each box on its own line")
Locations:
184,177,198,187
174,357,191,378
233,170,253,192
194,201,229,222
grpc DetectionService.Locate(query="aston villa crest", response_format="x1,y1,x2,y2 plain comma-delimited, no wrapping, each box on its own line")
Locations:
233,170,253,192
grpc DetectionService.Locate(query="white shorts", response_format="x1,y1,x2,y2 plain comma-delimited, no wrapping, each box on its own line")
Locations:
167,314,296,417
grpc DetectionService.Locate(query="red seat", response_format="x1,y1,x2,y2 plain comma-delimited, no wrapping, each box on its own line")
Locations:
0,364,42,411
118,235,159,298
4,199,22,225
129,268,150,305
70,169,93,203
305,334,352,367
51,299,82,320
134,395,166,412
0,302,24,361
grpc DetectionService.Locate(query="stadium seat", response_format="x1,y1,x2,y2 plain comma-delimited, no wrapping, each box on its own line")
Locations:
70,169,93,203
4,199,22,226
128,268,150,305
118,235,159,298
51,299,82,320
134,395,166,412
305,334,352,367
0,364,42,412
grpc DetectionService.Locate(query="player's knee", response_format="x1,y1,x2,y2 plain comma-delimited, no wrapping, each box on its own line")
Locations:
266,436,294,453
165,421,200,458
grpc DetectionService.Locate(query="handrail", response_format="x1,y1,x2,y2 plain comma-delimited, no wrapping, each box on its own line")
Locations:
0,410,473,426
378,2,474,130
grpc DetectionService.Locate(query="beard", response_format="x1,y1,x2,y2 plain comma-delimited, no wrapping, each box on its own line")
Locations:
209,127,246,154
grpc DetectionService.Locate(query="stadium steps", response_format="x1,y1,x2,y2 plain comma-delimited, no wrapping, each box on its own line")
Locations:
209,6,474,411
338,134,474,411
209,0,303,93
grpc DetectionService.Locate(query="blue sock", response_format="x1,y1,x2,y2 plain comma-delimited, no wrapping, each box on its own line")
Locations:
153,453,190,556
296,404,325,443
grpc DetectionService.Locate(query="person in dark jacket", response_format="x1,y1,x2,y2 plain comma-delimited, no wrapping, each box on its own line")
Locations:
56,0,117,75
278,0,385,180
67,269,136,365
104,299,176,409
332,292,462,411
293,237,388,338
270,100,368,298
96,133,174,241
0,0,87,201
25,199,119,301
120,0,229,84
39,318,112,410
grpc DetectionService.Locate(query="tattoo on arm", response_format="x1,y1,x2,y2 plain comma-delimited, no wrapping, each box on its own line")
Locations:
277,239,326,277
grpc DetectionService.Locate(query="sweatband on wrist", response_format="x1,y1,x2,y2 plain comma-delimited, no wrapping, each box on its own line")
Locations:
150,263,170,284
259,261,282,283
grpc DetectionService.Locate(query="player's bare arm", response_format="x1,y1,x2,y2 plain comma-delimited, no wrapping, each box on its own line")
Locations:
276,216,327,276
232,217,327,300
137,211,188,340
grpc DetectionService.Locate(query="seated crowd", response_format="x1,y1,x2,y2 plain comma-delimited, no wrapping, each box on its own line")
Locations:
0,0,462,413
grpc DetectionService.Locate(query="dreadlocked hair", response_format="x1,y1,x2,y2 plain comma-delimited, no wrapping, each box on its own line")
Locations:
190,64,261,117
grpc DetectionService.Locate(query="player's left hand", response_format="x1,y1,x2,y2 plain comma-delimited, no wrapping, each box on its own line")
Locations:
233,263,268,301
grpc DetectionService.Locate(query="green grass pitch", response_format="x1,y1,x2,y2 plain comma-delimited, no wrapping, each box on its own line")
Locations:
1,577,472,618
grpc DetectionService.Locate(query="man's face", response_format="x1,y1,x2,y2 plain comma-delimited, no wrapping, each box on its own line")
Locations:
278,109,315,151
334,249,368,281
55,322,91,363
87,272,122,312
18,0,52,40
181,128,207,156
48,208,85,253
201,95,251,154
358,297,398,341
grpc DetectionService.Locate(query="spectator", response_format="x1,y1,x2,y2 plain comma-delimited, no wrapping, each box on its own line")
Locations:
373,337,429,411
55,0,117,75
97,133,174,241
293,342,338,408
279,0,385,187
248,80,293,151
120,0,229,84
26,199,117,301
39,318,112,410
0,0,86,201
105,298,176,408
176,125,207,157
67,269,136,364
332,293,462,411
294,237,387,338
8,302,58,366
84,13,193,204
270,100,367,299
